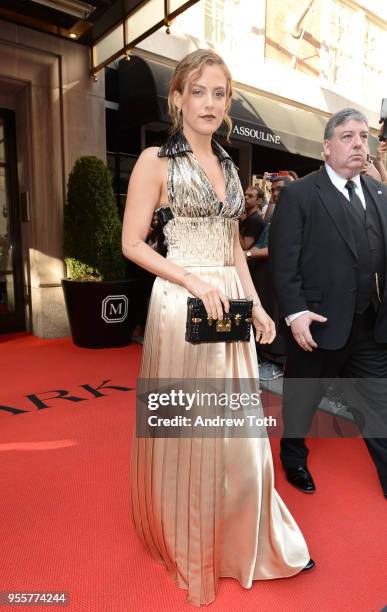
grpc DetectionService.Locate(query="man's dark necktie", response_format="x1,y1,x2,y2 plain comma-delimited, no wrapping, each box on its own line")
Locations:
345,180,365,220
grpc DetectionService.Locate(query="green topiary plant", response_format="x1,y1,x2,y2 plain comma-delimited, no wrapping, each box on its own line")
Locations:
64,156,126,281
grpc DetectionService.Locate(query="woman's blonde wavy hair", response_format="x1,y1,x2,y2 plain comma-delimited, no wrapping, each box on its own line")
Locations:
168,49,233,142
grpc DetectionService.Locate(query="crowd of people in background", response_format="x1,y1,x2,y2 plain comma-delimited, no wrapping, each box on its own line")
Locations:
241,172,294,379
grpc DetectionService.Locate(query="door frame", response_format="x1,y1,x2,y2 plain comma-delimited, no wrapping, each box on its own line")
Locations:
0,108,25,333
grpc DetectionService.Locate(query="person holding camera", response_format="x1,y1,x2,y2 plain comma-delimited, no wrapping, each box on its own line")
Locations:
374,139,387,183
363,121,387,183
360,142,387,184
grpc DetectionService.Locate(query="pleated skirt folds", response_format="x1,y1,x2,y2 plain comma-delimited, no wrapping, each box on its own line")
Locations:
130,266,310,606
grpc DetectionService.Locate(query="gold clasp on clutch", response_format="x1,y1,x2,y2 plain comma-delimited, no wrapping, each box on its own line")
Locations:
216,318,232,332
234,314,242,326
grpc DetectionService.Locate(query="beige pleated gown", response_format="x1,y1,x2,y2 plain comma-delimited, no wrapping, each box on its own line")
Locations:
130,131,310,607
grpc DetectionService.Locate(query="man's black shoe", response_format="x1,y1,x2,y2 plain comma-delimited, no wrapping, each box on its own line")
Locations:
302,558,315,571
285,466,316,493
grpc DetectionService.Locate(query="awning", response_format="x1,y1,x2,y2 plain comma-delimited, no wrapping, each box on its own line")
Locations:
118,56,377,159
230,90,327,159
119,55,171,126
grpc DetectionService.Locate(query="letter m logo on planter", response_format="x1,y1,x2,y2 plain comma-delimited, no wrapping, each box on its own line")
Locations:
101,295,129,323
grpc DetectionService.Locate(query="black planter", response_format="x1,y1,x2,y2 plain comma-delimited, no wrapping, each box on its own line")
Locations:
62,278,139,348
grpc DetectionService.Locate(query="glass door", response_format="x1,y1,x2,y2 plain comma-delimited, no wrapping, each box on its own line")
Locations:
0,109,25,333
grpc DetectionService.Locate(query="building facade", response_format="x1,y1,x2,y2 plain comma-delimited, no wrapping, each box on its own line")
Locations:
0,20,106,337
138,0,387,129
106,0,385,217
0,0,386,338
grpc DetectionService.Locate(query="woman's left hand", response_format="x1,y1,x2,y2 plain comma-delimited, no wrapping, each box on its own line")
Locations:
252,305,276,344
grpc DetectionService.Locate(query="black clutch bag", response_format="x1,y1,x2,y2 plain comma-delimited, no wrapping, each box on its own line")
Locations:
186,297,253,344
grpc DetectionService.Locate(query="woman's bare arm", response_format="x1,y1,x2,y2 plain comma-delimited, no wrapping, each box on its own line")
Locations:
122,147,231,319
122,148,190,286
233,233,261,306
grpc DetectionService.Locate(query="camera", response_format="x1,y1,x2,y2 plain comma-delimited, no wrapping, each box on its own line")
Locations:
379,98,387,142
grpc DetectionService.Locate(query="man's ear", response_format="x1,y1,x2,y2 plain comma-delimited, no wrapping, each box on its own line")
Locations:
323,139,331,161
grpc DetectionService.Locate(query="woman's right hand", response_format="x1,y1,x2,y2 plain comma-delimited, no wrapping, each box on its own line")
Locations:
183,274,229,320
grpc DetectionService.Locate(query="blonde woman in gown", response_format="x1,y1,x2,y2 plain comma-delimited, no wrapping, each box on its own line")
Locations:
122,50,312,607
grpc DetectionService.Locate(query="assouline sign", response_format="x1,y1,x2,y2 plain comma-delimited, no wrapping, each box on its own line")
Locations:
232,122,282,147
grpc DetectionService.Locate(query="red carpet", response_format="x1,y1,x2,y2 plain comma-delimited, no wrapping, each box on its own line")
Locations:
0,335,386,611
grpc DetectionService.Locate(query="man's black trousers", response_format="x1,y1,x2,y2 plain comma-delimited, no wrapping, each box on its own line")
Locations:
280,305,387,494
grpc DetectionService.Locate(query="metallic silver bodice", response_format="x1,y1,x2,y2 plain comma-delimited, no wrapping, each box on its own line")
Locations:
164,216,238,266
159,132,244,267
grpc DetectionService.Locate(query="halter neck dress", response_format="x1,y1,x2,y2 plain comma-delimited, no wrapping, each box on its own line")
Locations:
130,131,310,606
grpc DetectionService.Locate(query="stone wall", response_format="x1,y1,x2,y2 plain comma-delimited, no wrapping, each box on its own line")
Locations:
0,21,106,337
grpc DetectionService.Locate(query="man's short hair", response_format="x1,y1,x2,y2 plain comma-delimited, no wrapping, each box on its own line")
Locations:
324,108,368,140
272,175,293,188
249,185,265,199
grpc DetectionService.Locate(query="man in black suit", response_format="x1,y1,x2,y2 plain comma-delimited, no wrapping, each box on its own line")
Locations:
269,108,387,497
